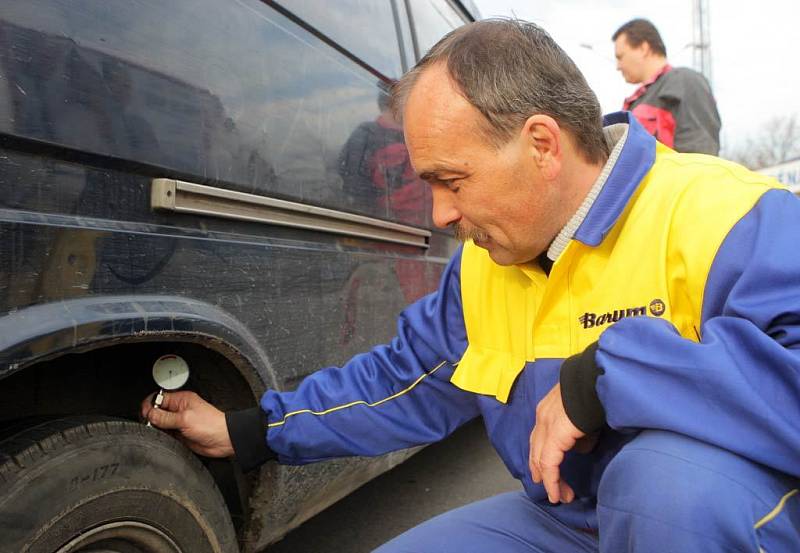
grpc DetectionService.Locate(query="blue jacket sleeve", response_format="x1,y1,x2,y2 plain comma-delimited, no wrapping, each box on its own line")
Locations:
596,189,800,476
261,247,479,465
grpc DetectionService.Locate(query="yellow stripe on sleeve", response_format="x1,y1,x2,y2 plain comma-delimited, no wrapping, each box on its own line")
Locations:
267,360,448,428
754,488,799,530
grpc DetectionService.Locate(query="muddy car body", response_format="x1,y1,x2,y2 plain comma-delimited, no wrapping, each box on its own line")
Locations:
0,1,479,550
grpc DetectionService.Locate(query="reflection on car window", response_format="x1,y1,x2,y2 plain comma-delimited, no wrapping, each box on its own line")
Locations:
338,82,430,227
0,0,430,224
408,0,467,57
275,0,403,78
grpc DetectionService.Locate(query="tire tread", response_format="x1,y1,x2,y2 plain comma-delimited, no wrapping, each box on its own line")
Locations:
0,415,238,552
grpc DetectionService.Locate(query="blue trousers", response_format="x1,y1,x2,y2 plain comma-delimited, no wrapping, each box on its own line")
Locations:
375,431,800,552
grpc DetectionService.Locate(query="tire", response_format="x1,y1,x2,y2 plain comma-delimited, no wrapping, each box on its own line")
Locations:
0,416,238,553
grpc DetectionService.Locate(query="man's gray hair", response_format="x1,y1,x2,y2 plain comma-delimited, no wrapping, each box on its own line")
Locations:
392,19,609,164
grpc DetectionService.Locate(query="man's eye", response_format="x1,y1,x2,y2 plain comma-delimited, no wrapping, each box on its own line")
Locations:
441,179,460,191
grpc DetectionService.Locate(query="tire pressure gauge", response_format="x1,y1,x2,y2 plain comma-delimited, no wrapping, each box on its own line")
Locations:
146,354,190,427
152,354,190,390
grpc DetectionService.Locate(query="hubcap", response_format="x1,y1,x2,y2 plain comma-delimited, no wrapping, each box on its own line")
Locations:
55,521,182,553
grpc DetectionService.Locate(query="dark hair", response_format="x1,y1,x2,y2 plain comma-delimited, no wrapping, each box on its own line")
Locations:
612,19,667,57
391,19,609,165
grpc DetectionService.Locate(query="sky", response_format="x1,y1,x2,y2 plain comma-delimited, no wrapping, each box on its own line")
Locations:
472,0,799,155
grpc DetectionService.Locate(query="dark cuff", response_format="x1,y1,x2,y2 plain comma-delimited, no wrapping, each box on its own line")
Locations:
559,342,606,434
226,407,277,472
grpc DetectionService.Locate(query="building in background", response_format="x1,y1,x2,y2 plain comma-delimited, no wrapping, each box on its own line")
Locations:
760,158,800,194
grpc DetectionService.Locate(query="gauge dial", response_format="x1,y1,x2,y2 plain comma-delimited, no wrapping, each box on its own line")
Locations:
152,354,190,390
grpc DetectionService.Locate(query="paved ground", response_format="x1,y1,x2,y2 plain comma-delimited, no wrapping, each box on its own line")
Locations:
262,417,521,553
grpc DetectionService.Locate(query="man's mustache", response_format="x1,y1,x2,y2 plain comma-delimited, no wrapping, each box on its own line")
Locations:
453,223,490,243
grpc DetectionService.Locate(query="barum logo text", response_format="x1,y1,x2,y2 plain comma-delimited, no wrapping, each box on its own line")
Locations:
578,300,664,330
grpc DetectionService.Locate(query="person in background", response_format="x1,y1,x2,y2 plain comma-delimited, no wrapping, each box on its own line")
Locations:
613,18,720,155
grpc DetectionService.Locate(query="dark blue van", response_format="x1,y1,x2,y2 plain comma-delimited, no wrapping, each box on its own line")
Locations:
0,1,479,551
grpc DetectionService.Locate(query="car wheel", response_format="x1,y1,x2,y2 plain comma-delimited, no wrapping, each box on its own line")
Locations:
0,416,238,553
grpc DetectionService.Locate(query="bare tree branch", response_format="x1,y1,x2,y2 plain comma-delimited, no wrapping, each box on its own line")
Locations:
727,114,800,170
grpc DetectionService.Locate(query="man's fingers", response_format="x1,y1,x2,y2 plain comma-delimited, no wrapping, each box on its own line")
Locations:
533,436,574,504
529,424,543,484
140,393,156,420
541,462,562,503
157,390,199,412
146,404,184,430
540,446,566,503
530,383,586,503
559,480,574,503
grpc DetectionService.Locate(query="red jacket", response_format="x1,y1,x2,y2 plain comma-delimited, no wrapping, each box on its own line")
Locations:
624,65,720,155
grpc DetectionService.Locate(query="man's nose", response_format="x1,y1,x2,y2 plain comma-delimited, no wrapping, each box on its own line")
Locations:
431,187,461,229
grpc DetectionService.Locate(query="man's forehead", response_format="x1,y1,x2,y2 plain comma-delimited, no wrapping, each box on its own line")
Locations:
404,66,476,132
617,34,646,53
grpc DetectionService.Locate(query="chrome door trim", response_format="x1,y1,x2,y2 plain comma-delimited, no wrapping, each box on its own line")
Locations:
151,178,430,248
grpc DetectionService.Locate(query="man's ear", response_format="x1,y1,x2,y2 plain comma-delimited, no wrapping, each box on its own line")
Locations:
521,114,562,180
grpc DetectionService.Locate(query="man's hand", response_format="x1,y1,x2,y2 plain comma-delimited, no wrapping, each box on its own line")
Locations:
529,383,586,504
141,391,234,458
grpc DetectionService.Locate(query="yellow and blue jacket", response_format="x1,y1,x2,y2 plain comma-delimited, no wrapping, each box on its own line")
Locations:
246,112,800,513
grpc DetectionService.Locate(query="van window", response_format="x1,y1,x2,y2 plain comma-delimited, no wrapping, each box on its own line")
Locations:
0,0,426,225
407,0,468,57
275,0,404,78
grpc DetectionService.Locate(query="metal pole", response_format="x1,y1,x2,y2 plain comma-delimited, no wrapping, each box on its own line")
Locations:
692,0,713,85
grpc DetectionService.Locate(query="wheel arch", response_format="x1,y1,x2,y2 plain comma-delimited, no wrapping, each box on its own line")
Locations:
0,295,279,538
0,294,277,394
